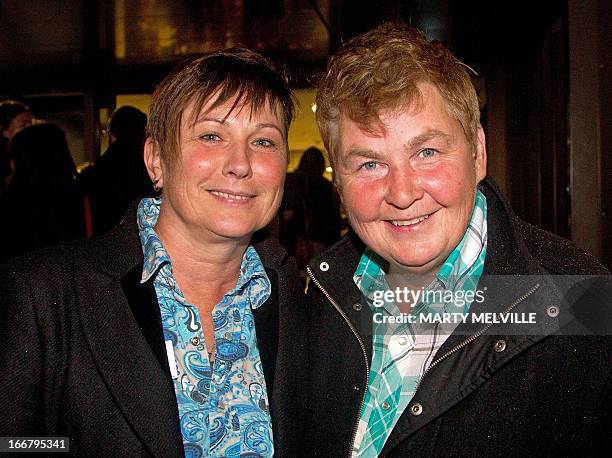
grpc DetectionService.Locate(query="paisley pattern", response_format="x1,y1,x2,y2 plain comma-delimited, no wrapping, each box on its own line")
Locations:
137,198,274,458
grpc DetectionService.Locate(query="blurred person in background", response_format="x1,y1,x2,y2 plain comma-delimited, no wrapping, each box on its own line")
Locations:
81,105,152,235
0,123,85,262
0,48,306,457
0,100,33,196
280,146,341,269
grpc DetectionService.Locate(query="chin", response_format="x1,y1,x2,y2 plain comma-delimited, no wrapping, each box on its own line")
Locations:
387,250,445,275
211,224,257,241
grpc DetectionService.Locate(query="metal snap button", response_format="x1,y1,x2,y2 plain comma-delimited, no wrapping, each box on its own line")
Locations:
398,336,408,346
410,403,423,416
191,336,200,346
494,339,507,353
352,302,363,311
547,305,559,317
381,401,391,410
319,261,329,272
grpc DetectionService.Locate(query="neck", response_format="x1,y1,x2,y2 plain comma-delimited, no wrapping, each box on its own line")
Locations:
387,263,438,313
154,208,250,312
387,263,436,289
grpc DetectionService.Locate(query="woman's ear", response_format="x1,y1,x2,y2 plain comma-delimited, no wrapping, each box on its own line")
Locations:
474,126,487,183
144,138,164,188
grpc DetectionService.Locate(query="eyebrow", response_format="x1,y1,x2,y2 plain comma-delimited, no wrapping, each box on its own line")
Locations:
406,129,453,149
342,129,452,160
255,122,285,135
198,117,225,125
194,117,284,135
343,148,384,161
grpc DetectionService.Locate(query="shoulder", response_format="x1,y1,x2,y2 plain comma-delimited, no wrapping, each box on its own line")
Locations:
306,231,365,301
311,230,364,268
252,230,292,271
0,208,143,285
0,241,89,324
251,231,306,297
518,220,609,275
480,177,608,276
0,238,90,283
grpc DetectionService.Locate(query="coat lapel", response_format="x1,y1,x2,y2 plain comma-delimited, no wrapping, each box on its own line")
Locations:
252,267,279,398
121,264,173,379
75,206,183,457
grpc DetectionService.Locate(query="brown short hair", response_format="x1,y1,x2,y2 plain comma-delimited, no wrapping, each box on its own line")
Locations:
148,48,295,166
316,23,480,164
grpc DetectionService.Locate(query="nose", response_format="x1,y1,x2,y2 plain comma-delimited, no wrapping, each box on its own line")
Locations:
222,142,252,178
384,165,423,209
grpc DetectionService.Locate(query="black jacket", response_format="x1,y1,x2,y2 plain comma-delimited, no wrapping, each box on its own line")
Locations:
0,204,307,457
303,178,612,457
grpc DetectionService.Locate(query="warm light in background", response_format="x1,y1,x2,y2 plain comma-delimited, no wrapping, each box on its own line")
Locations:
113,0,331,63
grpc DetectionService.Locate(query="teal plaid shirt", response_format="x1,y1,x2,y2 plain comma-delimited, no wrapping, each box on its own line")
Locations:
352,190,488,457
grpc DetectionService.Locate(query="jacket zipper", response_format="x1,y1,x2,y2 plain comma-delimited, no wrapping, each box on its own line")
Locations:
306,266,369,458
309,266,540,456
414,281,541,394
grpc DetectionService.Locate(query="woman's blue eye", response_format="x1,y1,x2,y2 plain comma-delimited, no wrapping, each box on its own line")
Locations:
254,139,275,148
419,148,437,158
361,161,378,170
199,133,220,142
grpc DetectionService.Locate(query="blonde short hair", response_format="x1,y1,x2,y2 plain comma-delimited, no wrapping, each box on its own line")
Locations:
316,23,480,165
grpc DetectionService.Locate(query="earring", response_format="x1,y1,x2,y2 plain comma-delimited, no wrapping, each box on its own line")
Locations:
153,179,162,196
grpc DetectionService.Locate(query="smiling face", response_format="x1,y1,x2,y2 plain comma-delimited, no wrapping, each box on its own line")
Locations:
145,95,288,246
336,82,486,277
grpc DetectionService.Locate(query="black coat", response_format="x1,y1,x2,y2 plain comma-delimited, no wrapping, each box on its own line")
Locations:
303,178,612,456
0,205,307,457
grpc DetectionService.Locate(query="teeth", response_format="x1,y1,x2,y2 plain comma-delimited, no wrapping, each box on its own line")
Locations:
391,215,429,226
210,191,251,201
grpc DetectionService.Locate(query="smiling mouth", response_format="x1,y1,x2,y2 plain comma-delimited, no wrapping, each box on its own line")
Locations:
389,213,432,227
209,190,254,201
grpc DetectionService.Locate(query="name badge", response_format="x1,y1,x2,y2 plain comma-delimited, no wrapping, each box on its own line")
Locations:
165,340,179,379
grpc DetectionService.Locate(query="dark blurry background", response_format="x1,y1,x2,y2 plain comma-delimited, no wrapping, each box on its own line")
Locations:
1,0,610,267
